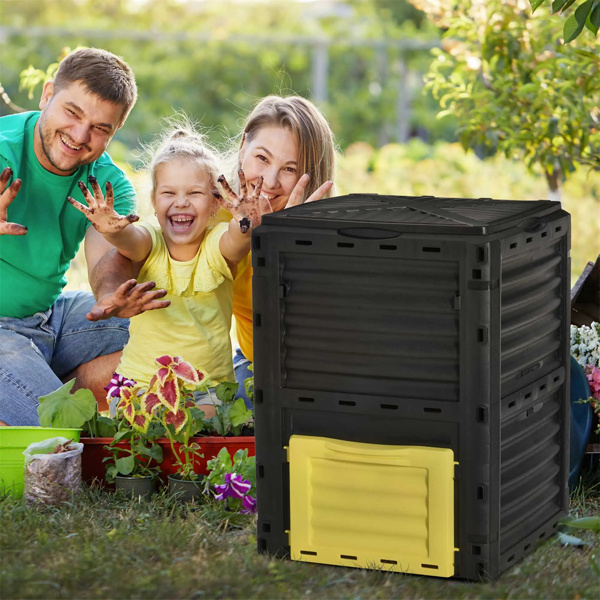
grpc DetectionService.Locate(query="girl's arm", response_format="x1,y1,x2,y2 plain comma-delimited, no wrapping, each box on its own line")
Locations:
67,177,152,263
214,170,269,267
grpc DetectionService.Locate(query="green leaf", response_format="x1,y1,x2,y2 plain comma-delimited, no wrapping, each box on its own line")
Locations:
530,0,547,12
229,398,253,428
553,0,577,13
189,406,205,424
232,448,248,463
37,379,97,428
244,375,254,402
215,381,238,404
563,0,594,41
148,444,163,462
209,415,225,436
96,416,117,438
586,2,600,33
105,464,118,483
115,455,135,475
113,429,132,443
217,446,233,468
564,516,600,532
516,83,539,97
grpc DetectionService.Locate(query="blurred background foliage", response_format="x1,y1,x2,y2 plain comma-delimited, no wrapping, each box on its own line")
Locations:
0,0,598,285
0,0,452,152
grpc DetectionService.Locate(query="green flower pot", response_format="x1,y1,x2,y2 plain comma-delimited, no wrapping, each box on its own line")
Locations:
168,473,205,503
0,426,82,498
114,475,155,500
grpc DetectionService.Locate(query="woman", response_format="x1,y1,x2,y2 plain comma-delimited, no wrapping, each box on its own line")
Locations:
220,95,337,405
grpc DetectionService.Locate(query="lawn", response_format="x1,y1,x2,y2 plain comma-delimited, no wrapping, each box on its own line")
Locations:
1,464,598,600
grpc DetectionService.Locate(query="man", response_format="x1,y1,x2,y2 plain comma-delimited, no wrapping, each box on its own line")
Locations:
0,48,167,425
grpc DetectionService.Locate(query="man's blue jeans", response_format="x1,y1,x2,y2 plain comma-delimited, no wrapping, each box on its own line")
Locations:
0,291,129,425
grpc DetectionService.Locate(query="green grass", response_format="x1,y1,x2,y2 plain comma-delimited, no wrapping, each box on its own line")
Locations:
2,465,599,600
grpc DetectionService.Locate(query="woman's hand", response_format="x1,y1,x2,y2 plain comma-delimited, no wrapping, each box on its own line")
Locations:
67,176,139,234
284,173,334,210
213,170,271,233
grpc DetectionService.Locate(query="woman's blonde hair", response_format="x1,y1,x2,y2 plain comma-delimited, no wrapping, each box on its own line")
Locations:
238,95,336,201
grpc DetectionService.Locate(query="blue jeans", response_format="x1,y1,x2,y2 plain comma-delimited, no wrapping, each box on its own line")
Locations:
0,291,129,426
233,348,253,409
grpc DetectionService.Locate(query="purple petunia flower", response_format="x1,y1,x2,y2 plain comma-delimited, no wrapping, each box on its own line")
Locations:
241,494,257,514
214,473,252,501
104,372,137,399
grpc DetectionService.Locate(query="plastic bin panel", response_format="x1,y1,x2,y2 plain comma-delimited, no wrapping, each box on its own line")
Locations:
288,435,456,577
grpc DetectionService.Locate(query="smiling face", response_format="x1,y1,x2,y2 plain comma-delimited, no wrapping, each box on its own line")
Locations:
152,158,218,262
239,126,300,213
34,80,124,176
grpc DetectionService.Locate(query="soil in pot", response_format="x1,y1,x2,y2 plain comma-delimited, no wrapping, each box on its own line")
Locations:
168,473,205,503
114,475,155,500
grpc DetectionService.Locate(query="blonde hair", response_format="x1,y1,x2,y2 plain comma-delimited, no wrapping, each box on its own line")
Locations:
238,95,336,201
142,115,222,197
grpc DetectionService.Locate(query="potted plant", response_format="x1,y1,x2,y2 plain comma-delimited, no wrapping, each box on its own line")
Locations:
136,356,255,487
104,382,163,499
75,357,256,489
139,355,209,501
205,447,257,515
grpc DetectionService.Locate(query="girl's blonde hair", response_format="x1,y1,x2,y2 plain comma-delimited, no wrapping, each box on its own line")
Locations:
237,95,336,201
142,115,222,197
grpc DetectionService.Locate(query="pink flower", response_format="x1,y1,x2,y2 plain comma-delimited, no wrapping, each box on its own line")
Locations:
585,365,600,400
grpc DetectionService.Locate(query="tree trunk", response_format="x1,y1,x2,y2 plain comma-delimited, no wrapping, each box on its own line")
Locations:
545,168,562,205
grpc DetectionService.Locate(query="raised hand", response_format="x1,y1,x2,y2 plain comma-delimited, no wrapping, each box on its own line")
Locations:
285,173,334,209
0,167,27,236
67,176,139,234
86,279,171,321
213,170,271,233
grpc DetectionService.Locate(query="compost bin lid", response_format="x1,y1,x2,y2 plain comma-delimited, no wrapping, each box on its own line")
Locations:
259,194,563,235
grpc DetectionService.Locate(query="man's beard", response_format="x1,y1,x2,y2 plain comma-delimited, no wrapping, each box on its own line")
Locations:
38,114,87,175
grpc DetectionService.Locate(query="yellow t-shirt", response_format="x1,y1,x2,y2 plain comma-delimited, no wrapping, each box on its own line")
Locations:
214,206,254,363
233,256,253,362
117,221,235,387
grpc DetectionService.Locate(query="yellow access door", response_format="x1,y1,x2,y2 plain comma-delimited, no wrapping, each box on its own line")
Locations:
288,435,457,577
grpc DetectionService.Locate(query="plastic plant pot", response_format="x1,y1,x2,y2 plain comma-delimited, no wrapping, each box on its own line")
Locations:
114,475,155,500
168,474,205,503
0,427,82,498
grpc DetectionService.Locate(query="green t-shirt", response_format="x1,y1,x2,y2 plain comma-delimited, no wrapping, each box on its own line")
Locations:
0,111,136,318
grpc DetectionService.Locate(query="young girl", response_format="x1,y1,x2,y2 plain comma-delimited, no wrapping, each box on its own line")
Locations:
220,95,337,404
67,123,264,391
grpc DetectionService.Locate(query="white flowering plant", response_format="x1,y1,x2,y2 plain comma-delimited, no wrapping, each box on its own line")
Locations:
570,322,600,434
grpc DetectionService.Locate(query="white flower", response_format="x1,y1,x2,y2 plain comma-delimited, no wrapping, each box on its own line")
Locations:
571,322,600,367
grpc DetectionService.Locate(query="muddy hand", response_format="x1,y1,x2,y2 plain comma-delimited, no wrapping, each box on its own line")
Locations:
67,177,139,234
213,170,266,234
87,279,171,321
0,167,27,236
213,173,241,214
